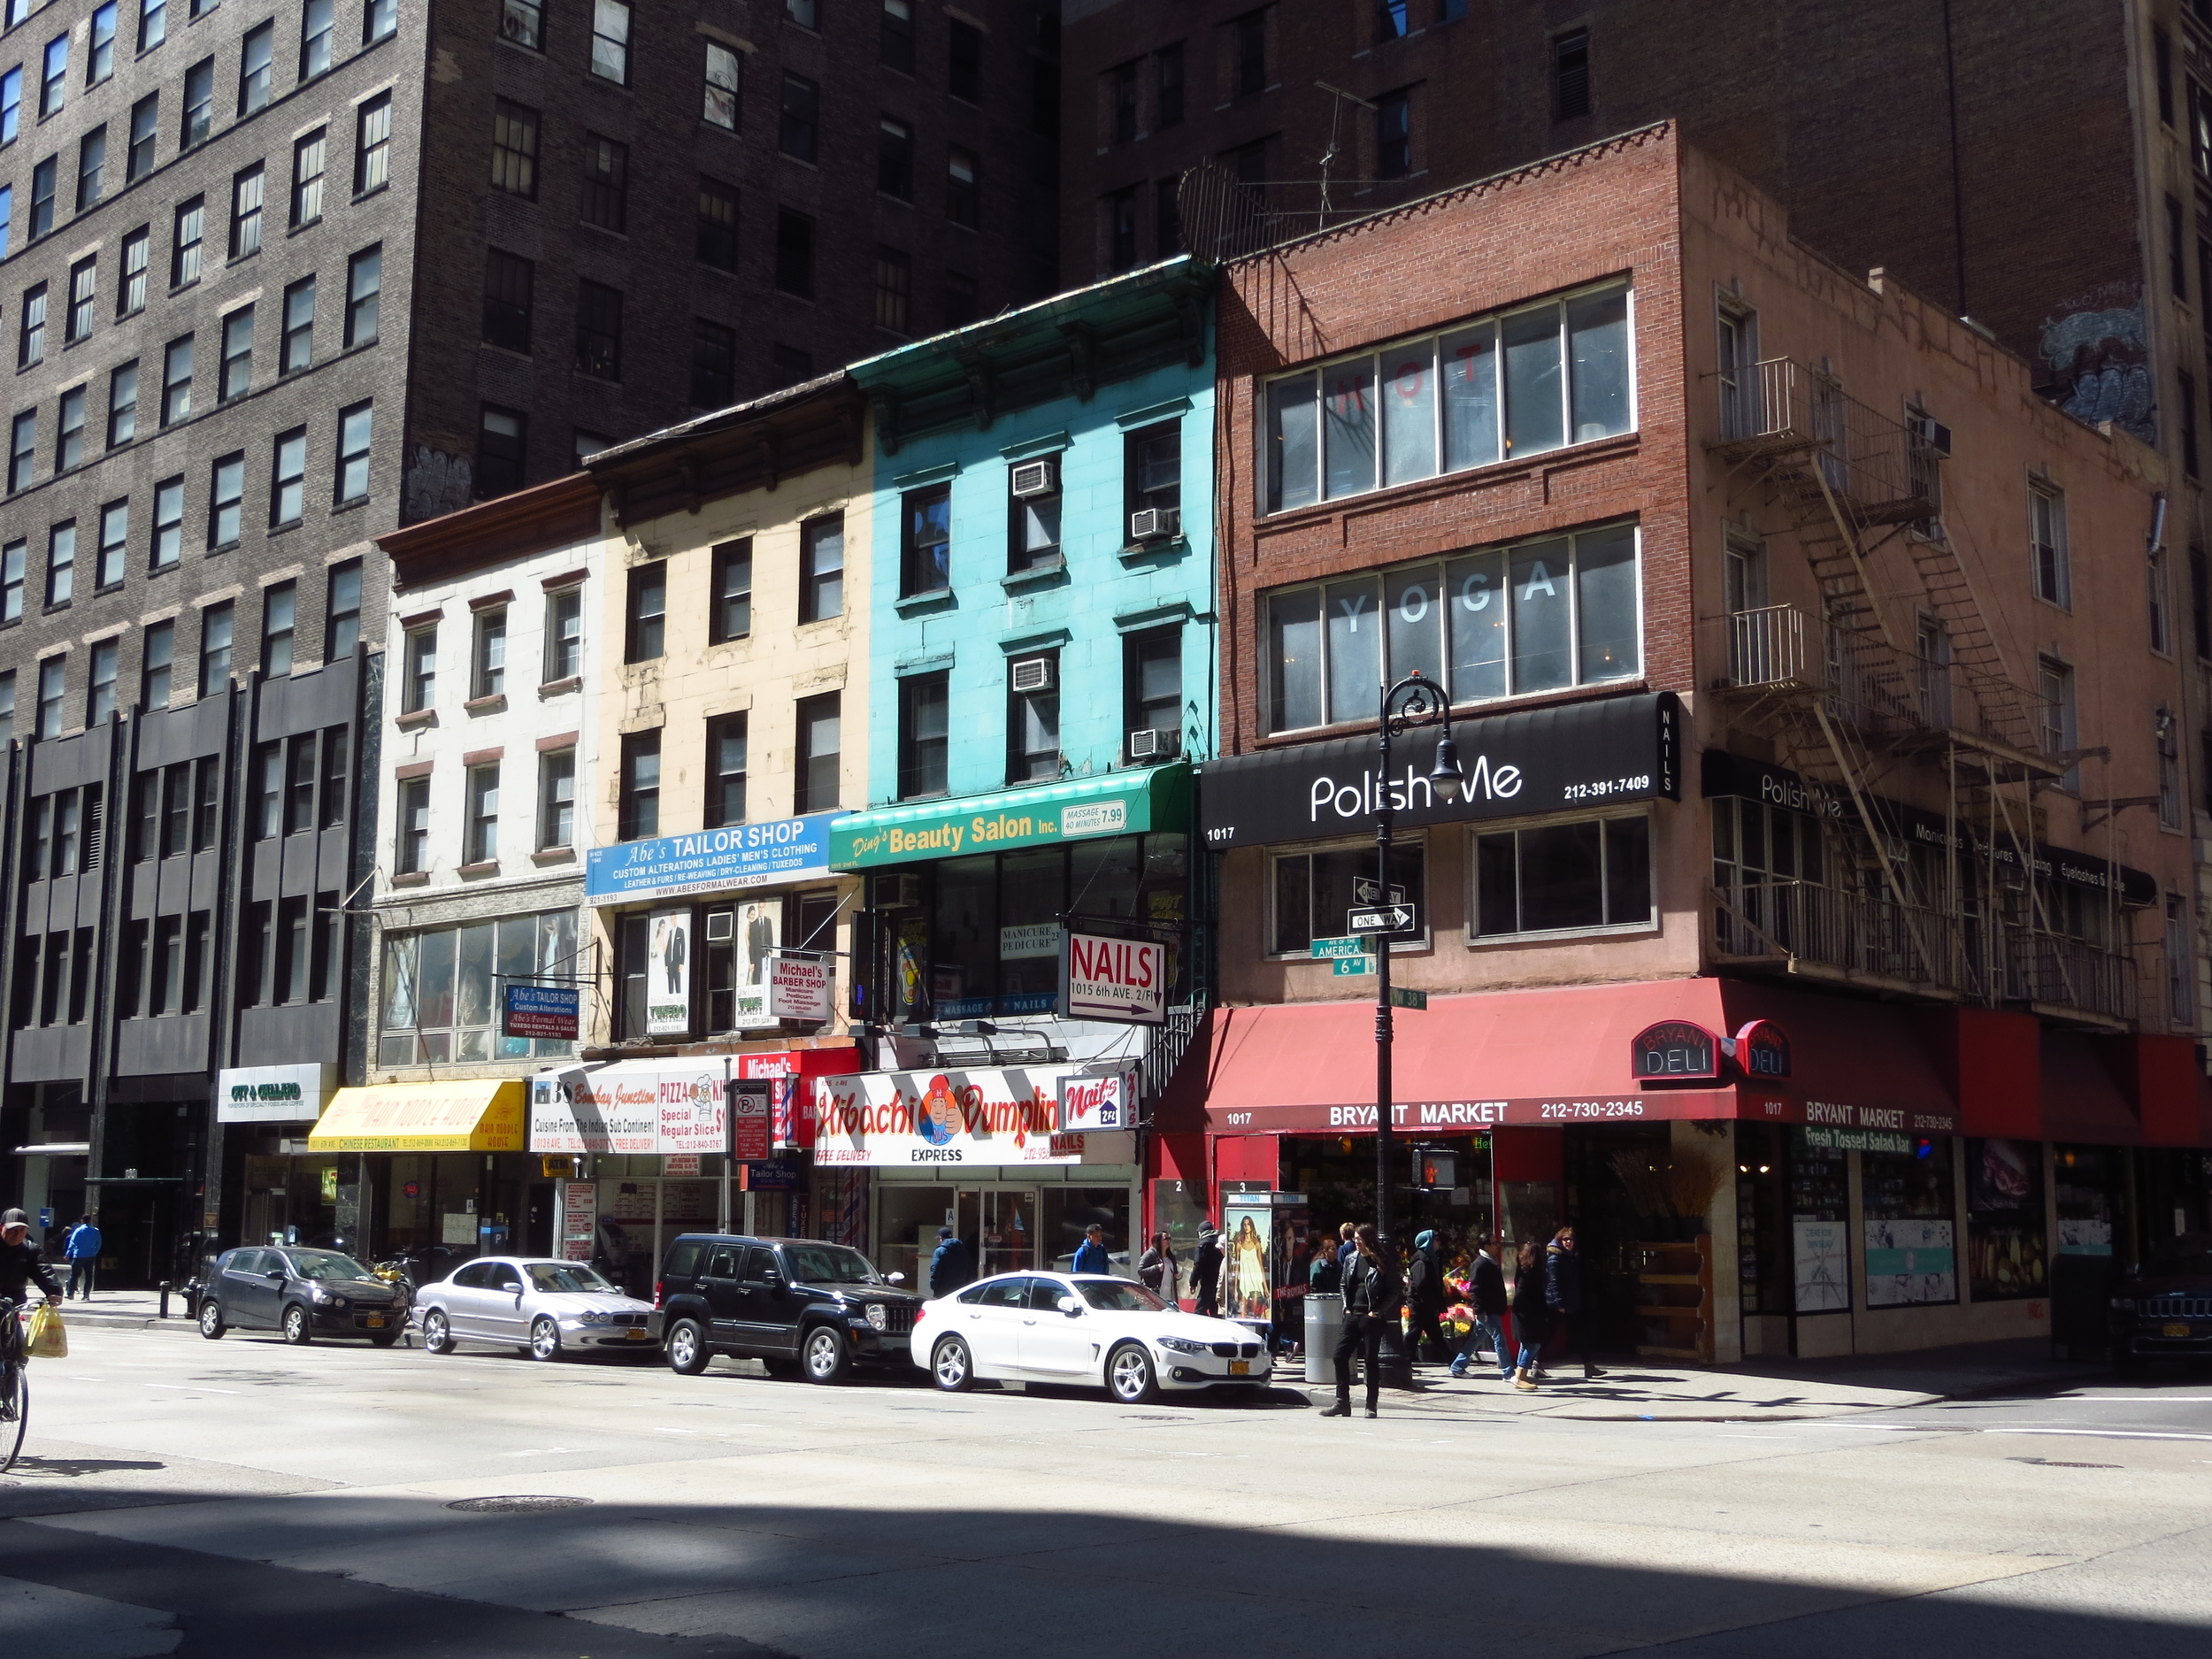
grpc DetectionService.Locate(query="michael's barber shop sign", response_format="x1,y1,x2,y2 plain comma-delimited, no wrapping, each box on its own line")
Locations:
1195,692,1679,849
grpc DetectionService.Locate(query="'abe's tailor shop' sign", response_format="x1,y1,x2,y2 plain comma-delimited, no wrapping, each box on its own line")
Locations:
585,812,843,907
1197,692,1679,849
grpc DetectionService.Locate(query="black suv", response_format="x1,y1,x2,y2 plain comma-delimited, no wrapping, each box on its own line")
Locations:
2111,1232,2212,1375
656,1234,923,1383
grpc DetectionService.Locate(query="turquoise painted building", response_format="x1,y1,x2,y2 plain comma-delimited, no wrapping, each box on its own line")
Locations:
836,258,1214,1025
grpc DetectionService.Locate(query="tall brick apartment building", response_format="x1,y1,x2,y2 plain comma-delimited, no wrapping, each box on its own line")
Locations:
0,0,1057,1279
1182,125,2211,1363
1064,0,2212,1051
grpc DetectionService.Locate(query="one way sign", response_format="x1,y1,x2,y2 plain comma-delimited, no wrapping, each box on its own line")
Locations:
1348,904,1418,936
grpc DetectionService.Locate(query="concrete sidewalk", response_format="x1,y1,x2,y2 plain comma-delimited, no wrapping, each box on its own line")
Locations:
1297,1338,2095,1420
13,1287,194,1332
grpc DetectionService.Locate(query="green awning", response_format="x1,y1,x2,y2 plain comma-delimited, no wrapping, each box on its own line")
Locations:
830,764,1190,869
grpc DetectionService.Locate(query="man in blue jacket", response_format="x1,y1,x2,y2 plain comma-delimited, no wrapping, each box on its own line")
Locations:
1071,1224,1112,1276
64,1215,102,1302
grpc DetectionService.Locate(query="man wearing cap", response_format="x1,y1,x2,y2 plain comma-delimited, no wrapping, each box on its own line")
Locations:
1,1210,63,1314
928,1225,974,1296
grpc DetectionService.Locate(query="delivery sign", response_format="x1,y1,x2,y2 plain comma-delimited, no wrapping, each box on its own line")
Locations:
1057,930,1166,1025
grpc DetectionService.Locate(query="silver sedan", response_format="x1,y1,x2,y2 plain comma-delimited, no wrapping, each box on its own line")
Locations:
416,1256,658,1362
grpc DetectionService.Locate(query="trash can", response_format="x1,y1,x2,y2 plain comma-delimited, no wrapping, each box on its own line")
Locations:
1303,1293,1343,1384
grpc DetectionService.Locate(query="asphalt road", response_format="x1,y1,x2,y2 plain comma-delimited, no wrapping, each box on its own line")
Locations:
4,1324,2210,1658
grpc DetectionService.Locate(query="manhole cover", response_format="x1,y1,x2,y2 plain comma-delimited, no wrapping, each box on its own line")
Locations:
445,1495,595,1514
2009,1457,2120,1469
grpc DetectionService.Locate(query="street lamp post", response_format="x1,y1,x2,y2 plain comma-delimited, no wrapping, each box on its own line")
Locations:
1371,671,1463,1386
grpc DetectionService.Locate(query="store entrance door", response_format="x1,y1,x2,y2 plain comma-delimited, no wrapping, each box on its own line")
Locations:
956,1188,1039,1278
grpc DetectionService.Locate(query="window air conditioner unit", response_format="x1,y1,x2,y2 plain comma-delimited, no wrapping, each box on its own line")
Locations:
872,872,922,908
1010,656,1056,694
705,911,735,943
1909,413,1953,457
1127,727,1179,760
1129,506,1179,541
1009,457,1058,498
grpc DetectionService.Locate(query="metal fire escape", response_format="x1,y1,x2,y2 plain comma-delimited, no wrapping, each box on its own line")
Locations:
1705,359,2131,1025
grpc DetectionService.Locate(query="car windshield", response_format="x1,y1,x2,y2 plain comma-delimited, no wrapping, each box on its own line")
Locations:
285,1250,376,1282
526,1263,617,1294
1078,1280,1168,1312
781,1244,882,1286
2144,1237,2212,1278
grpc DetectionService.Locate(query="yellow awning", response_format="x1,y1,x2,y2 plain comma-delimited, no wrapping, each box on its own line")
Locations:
306,1079,527,1152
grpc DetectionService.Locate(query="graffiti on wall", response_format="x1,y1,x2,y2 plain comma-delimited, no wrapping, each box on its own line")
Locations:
2039,288,2153,443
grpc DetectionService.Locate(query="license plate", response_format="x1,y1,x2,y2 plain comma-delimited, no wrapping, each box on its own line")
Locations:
626,1329,650,1340
365,1316,386,1328
2164,1322,2192,1338
1228,1359,1249,1376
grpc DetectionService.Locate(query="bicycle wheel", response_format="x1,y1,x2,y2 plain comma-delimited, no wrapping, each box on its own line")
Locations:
1,1364,27,1474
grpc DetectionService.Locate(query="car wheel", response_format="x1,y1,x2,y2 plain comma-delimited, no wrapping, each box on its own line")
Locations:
761,1356,803,1379
421,1310,456,1356
1106,1341,1156,1403
280,1304,311,1346
932,1336,974,1393
666,1318,710,1376
196,1299,225,1340
529,1317,562,1363
802,1325,849,1385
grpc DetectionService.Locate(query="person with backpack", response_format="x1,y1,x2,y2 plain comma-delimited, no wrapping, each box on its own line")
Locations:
63,1216,102,1302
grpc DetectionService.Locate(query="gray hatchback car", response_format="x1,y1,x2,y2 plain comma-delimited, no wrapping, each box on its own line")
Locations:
416,1256,658,1361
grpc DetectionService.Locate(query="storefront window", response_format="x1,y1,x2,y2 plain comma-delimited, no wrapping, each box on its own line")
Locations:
1863,1139,1958,1306
1966,1137,2047,1302
1271,839,1423,956
918,833,1187,1018
1787,1132,1849,1313
2054,1145,2118,1258
379,910,578,1067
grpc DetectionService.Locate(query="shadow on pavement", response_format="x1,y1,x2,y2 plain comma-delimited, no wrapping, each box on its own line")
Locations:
0,1479,2205,1659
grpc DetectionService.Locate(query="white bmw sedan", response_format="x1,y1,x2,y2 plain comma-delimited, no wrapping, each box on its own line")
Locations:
911,1271,1273,1402
417,1256,657,1361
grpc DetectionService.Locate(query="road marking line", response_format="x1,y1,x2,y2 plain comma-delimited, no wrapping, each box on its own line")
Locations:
1986,1426,2212,1444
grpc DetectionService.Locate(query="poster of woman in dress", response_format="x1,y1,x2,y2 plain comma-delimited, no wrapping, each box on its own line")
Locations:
1223,1211,1271,1320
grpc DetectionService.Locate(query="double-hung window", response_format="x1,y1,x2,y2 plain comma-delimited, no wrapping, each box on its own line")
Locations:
590,0,630,84
471,606,505,699
800,516,842,620
346,245,381,345
1264,281,1633,511
128,96,158,182
899,672,949,798
625,561,665,660
238,21,273,116
292,129,326,226
465,764,500,864
901,484,951,596
705,714,747,828
543,587,581,681
2031,480,2070,608
710,539,752,641
704,42,739,127
229,165,265,258
618,731,659,839
96,503,127,588
537,749,574,849
270,426,305,525
355,95,391,193
401,624,436,714
1261,523,1641,733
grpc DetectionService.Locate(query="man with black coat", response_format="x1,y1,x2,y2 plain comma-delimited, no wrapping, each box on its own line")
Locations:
1322,1225,1402,1418
1545,1225,1604,1381
1191,1222,1224,1317
0,1210,63,1383
928,1226,975,1296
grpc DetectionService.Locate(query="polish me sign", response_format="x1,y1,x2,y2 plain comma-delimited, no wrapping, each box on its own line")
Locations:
811,1066,1136,1167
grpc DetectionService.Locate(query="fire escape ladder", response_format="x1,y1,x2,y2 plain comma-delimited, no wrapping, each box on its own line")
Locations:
1808,700,1941,986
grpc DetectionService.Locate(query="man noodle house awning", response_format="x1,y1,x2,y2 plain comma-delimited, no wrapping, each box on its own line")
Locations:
307,1079,528,1152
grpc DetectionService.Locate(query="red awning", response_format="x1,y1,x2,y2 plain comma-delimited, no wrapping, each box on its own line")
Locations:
2040,1032,2141,1146
1200,979,1959,1136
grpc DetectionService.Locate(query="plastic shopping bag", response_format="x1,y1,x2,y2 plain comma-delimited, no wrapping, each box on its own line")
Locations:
27,1299,67,1359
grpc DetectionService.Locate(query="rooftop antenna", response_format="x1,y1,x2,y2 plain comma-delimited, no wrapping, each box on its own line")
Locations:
1313,81,1376,231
